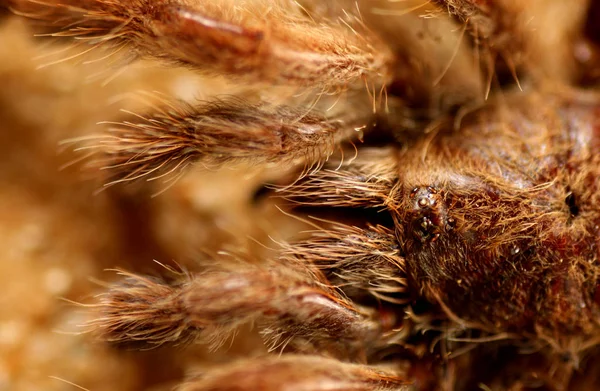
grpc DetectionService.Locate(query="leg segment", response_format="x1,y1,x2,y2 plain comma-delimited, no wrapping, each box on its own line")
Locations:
78,98,355,186
178,355,409,391
88,259,386,355
279,147,398,208
284,224,408,305
285,225,408,304
434,0,589,82
8,0,392,88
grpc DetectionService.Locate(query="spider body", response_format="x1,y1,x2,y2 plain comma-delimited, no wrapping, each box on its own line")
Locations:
393,94,600,349
4,0,600,389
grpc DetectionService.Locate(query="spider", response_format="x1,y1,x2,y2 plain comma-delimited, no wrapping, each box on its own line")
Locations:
4,0,600,390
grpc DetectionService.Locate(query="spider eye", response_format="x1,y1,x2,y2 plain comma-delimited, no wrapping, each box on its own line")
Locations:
411,186,439,210
406,186,450,243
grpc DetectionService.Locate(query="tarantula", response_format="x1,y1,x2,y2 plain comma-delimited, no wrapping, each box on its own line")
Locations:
5,0,600,390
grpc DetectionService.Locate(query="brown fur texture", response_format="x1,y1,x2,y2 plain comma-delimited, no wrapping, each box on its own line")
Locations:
4,0,600,390
177,355,410,391
7,0,392,88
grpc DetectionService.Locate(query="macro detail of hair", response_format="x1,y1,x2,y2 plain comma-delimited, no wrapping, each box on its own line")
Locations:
2,0,600,390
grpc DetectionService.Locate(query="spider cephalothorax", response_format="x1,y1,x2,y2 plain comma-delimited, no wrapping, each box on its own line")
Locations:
393,93,600,346
5,0,600,390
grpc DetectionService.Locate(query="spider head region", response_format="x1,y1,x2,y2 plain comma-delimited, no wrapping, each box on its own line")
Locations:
390,95,600,338
408,186,457,244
